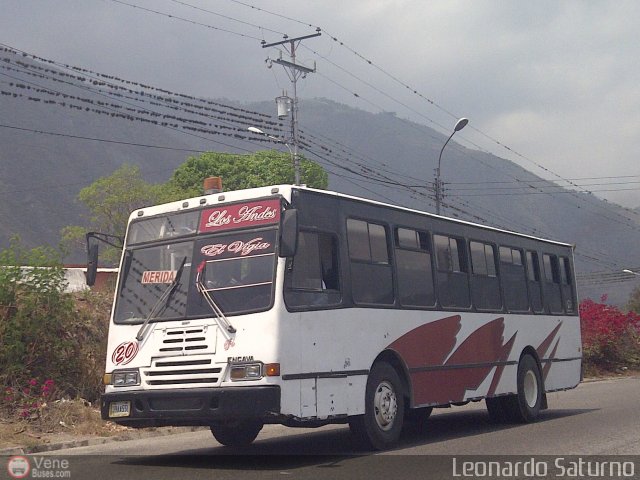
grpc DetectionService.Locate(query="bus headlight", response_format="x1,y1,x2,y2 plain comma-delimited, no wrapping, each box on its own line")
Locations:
230,363,263,381
111,370,140,387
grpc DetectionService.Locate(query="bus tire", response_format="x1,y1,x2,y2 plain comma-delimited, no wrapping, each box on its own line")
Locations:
210,421,263,447
510,354,543,423
403,406,433,433
485,396,511,423
349,361,404,450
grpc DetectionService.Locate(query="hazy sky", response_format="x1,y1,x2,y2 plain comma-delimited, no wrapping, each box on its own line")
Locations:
2,0,640,206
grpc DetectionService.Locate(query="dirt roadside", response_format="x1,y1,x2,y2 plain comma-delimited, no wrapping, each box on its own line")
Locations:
0,399,205,455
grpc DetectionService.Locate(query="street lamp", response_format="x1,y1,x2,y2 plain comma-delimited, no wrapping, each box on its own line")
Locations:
623,269,640,276
435,117,468,215
247,127,298,185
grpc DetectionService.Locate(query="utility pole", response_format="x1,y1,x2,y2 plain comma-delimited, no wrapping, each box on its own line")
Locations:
262,30,321,185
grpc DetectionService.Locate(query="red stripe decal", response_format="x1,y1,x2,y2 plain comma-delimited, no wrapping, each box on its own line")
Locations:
389,316,517,405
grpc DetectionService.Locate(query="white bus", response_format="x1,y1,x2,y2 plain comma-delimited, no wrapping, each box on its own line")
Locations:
93,184,581,450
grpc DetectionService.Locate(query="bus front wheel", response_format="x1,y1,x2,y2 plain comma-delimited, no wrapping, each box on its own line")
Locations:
210,421,263,447
349,361,405,450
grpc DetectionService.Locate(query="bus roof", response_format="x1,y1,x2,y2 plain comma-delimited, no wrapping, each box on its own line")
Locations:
130,184,573,249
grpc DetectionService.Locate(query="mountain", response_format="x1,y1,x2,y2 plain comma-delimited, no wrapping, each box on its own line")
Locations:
1,48,638,305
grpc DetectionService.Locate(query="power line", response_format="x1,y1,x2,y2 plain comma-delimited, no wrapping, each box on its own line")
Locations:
219,2,640,225
2,43,639,274
448,180,640,192
0,123,208,153
1,45,416,195
0,47,628,218
452,187,640,197
107,0,263,41
101,0,636,227
166,0,284,36
82,1,640,235
447,174,640,185
0,48,265,152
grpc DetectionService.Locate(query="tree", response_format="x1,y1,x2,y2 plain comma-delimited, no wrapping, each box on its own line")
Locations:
167,150,328,198
61,153,328,262
626,286,640,314
60,164,161,262
76,164,161,237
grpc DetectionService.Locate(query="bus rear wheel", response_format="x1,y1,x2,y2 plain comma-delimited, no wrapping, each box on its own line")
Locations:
349,361,404,450
485,396,512,423
486,354,543,423
511,353,543,423
210,421,263,447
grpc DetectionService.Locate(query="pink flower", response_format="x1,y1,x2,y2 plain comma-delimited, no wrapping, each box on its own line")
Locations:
29,379,37,386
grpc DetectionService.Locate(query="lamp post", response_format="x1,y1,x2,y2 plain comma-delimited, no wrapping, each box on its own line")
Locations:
247,127,298,185
435,117,468,215
623,269,640,276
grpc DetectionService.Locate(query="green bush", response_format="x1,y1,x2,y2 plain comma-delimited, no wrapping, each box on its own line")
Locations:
0,238,110,415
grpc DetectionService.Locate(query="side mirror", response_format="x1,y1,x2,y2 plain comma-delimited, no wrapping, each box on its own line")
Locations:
85,231,123,287
279,209,298,258
86,237,99,287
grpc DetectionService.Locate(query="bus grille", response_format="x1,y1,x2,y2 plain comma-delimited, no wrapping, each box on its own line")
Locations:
156,325,216,354
142,358,224,387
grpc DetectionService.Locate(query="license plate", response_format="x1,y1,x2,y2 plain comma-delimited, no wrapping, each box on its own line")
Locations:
109,401,131,418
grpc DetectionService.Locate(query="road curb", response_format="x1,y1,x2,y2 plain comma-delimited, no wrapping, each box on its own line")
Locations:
0,427,204,455
1,435,133,455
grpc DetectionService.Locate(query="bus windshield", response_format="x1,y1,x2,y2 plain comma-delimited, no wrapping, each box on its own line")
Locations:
113,229,278,324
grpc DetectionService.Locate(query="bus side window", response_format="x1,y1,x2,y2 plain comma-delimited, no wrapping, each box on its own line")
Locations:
526,250,544,313
347,219,393,305
394,227,435,307
470,240,501,311
291,232,322,290
435,235,465,273
559,256,575,313
434,234,470,309
543,253,563,314
285,231,341,309
499,246,528,312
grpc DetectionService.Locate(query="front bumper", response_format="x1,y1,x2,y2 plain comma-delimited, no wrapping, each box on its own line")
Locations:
101,386,281,428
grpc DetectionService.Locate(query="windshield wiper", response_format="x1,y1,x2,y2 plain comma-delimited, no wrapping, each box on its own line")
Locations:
136,256,188,342
196,262,236,334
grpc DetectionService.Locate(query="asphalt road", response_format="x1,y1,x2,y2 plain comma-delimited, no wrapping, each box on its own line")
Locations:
8,376,640,480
